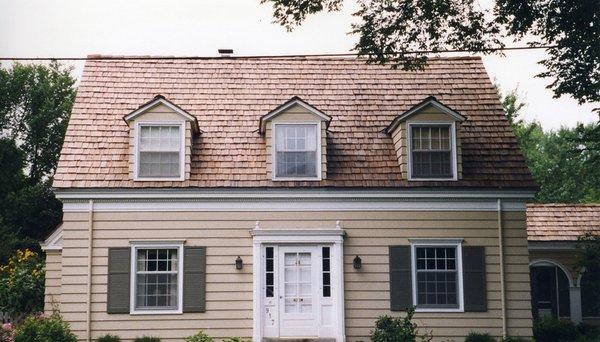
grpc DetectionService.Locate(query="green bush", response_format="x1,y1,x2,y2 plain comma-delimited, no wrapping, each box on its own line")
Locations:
13,313,77,342
0,249,45,322
134,337,161,342
185,331,213,342
97,334,121,342
465,332,495,342
371,307,432,342
533,316,579,342
503,337,530,342
222,338,251,342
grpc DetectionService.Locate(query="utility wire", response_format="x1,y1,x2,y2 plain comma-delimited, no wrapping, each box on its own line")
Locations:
0,45,556,61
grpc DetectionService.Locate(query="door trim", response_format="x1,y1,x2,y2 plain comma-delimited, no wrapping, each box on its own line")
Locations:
252,229,345,342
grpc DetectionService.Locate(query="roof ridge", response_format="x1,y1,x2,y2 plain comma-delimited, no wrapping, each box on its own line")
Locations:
84,54,482,61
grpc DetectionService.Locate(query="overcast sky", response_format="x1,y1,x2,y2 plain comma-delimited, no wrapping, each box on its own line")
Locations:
1,0,597,130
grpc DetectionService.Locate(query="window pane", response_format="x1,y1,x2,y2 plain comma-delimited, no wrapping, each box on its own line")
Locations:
275,124,318,178
135,248,179,310
138,125,181,178
139,152,180,178
415,247,459,308
411,125,453,178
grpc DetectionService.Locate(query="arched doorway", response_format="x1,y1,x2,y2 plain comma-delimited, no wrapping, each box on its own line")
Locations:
530,260,572,320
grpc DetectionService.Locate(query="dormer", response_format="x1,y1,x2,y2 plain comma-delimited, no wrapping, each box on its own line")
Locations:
123,95,199,181
259,97,331,181
386,96,466,181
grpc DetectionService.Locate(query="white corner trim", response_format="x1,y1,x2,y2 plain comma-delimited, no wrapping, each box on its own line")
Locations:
410,239,464,312
133,121,185,182
407,122,458,181
129,242,184,315
271,121,322,181
41,224,63,251
124,97,196,122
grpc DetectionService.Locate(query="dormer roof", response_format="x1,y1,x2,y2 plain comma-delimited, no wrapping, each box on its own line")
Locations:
123,95,201,134
385,96,466,134
259,96,332,134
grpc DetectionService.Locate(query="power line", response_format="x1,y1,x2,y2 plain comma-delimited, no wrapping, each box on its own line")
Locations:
0,45,556,61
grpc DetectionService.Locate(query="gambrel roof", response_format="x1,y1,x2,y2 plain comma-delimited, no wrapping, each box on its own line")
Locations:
53,56,534,189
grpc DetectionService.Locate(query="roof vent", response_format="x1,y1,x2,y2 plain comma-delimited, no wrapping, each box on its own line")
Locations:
218,49,234,57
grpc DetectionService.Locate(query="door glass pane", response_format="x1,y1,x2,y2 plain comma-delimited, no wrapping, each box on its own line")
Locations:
283,252,312,314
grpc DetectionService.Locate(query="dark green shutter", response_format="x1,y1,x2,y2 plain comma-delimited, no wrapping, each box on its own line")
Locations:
463,246,487,312
183,246,206,313
107,247,131,314
389,246,412,311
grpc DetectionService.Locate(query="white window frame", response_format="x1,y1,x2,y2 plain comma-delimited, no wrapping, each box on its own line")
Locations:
409,238,464,312
407,122,458,181
272,121,322,181
130,242,184,315
134,121,185,181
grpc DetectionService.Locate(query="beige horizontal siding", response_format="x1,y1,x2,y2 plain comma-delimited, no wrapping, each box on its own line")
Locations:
56,209,532,342
44,250,62,314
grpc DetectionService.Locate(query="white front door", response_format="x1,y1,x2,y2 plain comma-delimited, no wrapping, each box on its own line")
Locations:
278,246,319,337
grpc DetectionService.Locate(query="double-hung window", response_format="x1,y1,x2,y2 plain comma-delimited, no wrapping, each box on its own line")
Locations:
274,123,319,179
132,244,183,313
137,124,183,180
411,241,463,311
410,124,454,179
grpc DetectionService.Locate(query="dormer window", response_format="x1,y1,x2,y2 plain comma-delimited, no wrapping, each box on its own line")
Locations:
137,123,183,179
124,95,200,182
409,124,455,180
386,96,465,182
274,123,320,179
259,96,331,181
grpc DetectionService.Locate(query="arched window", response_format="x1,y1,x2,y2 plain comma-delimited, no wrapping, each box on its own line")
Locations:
530,262,571,319
580,270,600,318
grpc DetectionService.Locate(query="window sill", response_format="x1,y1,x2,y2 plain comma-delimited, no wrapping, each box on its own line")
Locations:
408,177,457,181
134,177,185,182
272,177,322,181
414,307,463,313
130,309,183,315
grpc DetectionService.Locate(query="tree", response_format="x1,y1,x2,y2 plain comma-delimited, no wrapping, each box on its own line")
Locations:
498,88,600,203
0,61,76,183
0,61,76,261
263,0,600,107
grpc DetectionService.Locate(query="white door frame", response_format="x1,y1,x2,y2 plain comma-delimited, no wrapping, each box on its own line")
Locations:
252,229,345,341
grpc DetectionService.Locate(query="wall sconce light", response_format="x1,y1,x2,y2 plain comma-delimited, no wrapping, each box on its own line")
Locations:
353,255,362,269
235,256,243,270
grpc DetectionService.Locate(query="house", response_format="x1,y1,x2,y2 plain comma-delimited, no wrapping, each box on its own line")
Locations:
527,203,600,325
42,55,537,341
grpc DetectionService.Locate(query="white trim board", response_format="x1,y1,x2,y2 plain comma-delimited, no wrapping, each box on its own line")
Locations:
60,198,527,212
41,224,63,251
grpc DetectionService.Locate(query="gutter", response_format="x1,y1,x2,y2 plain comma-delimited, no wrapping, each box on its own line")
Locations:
86,200,94,342
497,199,507,338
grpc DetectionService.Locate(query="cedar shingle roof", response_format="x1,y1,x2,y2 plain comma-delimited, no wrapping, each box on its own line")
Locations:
527,204,600,241
53,56,535,189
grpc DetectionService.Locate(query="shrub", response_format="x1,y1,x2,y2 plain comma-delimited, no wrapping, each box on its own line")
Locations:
97,334,121,342
533,316,579,342
465,332,495,342
133,337,161,342
371,307,432,342
0,249,45,322
1,323,14,342
503,337,530,342
13,313,77,342
185,331,213,342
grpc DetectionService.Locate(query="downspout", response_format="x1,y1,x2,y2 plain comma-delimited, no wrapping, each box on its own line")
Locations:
497,199,507,338
86,200,94,341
